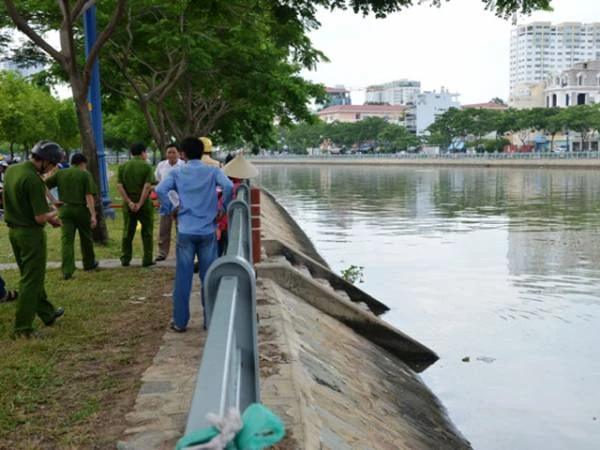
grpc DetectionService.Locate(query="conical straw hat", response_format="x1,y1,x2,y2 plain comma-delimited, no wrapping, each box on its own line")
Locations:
223,153,259,179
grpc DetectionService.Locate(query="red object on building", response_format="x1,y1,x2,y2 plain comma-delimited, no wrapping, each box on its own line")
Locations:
250,187,261,264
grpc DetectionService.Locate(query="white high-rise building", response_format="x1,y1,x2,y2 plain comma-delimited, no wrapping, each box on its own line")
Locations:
365,79,421,105
405,88,460,136
509,21,600,106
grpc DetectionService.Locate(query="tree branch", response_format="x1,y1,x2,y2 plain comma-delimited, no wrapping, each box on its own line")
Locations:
3,0,64,65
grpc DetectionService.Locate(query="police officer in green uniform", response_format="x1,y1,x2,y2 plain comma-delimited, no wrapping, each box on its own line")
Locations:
117,142,155,267
46,153,98,280
3,140,65,337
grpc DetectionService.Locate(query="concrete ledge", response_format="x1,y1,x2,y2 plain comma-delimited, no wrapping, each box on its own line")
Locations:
263,238,389,315
257,261,438,371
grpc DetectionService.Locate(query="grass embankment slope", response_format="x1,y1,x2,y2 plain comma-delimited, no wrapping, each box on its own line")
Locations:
0,164,175,449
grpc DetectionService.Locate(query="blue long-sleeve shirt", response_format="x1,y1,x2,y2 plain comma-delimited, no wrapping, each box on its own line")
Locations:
156,160,233,235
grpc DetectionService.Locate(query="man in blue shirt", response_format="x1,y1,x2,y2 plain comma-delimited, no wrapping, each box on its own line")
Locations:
156,137,233,332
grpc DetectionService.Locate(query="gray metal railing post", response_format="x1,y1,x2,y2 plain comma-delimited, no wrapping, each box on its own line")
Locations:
236,183,250,203
226,200,253,262
182,184,260,440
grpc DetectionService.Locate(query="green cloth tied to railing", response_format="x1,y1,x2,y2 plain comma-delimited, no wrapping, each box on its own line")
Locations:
175,403,285,450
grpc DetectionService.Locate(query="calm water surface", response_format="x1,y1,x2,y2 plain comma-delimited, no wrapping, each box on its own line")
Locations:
256,165,600,450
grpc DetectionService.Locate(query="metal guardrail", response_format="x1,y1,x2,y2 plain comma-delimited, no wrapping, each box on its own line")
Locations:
183,188,259,437
248,151,600,161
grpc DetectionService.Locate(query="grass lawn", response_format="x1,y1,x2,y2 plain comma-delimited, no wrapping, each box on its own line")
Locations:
0,164,165,264
0,266,175,449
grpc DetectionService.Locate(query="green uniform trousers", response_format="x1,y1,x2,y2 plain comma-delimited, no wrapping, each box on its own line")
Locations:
60,204,96,278
121,199,154,266
9,227,56,333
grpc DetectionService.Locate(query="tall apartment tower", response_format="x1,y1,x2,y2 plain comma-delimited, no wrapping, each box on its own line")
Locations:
509,21,600,107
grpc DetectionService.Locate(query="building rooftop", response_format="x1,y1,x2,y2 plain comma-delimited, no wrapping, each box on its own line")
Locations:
325,86,350,94
318,104,407,114
462,102,509,111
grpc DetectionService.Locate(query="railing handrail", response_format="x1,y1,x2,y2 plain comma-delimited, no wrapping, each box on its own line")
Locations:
246,150,600,161
183,187,259,438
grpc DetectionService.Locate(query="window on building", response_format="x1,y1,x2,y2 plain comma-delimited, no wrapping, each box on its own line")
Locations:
577,93,586,105
565,94,570,106
552,94,557,107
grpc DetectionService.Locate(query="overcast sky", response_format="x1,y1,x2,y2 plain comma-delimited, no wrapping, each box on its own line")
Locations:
301,0,600,105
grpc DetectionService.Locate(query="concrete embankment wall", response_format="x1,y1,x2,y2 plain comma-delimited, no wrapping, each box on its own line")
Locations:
252,156,600,169
257,189,471,449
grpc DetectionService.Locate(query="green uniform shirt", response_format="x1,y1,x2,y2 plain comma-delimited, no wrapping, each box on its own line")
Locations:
2,161,50,228
45,166,96,205
117,157,155,202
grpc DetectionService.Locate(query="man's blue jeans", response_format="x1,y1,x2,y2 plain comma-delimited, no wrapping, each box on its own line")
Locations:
173,232,218,329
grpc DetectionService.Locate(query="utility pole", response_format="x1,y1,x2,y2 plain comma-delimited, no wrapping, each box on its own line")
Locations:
83,5,114,218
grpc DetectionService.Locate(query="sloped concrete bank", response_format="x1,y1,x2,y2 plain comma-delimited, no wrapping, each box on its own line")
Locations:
258,188,471,449
253,157,600,169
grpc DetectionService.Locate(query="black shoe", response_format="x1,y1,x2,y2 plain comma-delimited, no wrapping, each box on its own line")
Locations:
45,307,65,326
63,274,73,280
0,290,18,303
84,261,99,271
142,261,156,267
121,261,130,267
155,255,166,262
169,321,186,333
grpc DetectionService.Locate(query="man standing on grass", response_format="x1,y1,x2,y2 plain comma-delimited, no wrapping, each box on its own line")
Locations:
117,142,155,267
3,140,65,338
156,137,232,332
154,143,184,262
45,153,98,280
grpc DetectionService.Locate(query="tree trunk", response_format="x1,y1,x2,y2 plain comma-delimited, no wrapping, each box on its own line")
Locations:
72,87,109,244
138,99,167,151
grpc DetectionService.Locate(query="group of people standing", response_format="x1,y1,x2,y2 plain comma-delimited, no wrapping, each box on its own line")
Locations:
1,136,257,338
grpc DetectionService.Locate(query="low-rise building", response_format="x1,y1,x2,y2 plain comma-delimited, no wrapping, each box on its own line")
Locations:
462,102,509,111
323,86,351,107
509,82,545,109
317,104,407,124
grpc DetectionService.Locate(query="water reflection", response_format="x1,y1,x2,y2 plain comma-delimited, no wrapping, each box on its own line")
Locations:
257,164,600,450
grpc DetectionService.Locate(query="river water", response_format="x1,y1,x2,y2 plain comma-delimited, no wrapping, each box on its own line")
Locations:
255,164,600,450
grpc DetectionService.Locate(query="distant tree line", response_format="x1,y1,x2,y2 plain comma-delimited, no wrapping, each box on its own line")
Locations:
279,117,420,154
0,72,79,158
427,105,600,152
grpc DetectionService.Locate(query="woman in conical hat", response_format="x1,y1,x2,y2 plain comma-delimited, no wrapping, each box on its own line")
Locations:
217,153,259,255
223,152,259,179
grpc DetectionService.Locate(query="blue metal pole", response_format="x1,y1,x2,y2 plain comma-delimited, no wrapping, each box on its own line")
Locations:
83,5,114,218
